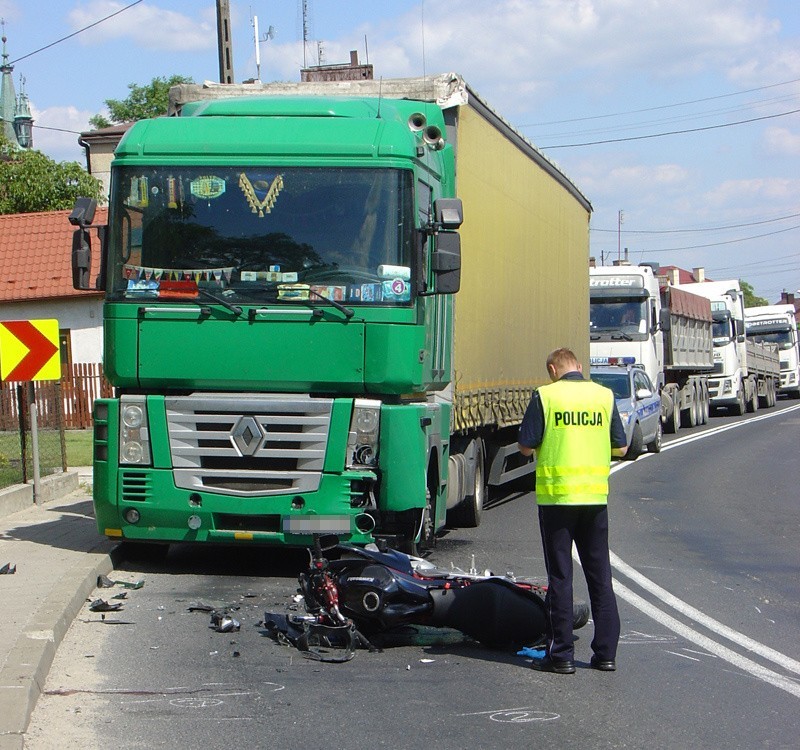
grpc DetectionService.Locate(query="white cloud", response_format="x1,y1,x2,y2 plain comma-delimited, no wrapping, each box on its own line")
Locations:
704,177,800,206
329,0,788,112
68,1,214,52
30,103,92,163
763,126,800,156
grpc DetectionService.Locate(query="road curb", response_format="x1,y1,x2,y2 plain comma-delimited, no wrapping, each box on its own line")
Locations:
0,540,118,749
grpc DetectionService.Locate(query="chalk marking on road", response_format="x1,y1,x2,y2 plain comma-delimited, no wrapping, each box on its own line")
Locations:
612,579,800,699
457,707,560,723
665,650,701,661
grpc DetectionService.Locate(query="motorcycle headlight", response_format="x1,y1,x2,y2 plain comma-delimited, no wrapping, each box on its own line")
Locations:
347,399,381,469
119,395,152,466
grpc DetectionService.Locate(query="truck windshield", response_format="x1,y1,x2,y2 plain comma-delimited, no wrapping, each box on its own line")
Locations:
106,166,414,305
746,329,794,350
590,298,647,340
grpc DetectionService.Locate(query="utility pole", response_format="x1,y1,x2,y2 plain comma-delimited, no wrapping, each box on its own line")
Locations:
216,0,234,84
617,209,624,263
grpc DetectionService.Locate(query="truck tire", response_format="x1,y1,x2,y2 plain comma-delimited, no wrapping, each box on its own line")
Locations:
625,423,643,460
664,393,680,434
747,381,759,413
732,387,746,416
681,385,697,428
646,419,662,454
448,439,485,528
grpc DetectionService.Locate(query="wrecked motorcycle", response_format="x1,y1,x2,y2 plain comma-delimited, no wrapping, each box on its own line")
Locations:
265,535,589,661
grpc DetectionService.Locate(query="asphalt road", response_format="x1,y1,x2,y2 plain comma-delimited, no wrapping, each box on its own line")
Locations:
25,401,800,750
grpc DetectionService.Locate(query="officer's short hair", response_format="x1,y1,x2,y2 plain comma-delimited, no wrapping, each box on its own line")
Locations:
546,348,579,371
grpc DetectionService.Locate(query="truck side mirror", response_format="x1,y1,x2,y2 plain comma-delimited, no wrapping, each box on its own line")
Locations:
431,231,461,294
71,228,92,290
659,308,671,332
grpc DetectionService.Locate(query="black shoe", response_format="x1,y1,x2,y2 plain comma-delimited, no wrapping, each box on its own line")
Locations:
590,656,616,671
531,656,576,674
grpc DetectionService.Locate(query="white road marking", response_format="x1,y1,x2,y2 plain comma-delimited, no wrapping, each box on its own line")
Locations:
611,579,800,699
599,404,800,696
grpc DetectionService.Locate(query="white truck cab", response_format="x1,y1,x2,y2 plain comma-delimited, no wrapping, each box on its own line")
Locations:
745,305,800,398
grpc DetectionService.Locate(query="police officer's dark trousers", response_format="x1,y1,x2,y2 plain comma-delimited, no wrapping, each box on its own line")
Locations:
538,504,620,662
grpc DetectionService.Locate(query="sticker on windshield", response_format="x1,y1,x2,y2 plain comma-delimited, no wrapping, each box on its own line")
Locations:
383,278,410,302
190,176,226,200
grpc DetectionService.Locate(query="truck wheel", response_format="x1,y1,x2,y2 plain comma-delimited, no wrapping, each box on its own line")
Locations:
664,395,680,434
448,439,485,528
732,389,746,416
747,383,759,413
681,387,697,428
418,487,437,552
646,420,662,454
626,423,643,460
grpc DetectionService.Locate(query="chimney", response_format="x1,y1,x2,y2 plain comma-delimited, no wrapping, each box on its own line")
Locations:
350,50,359,66
589,256,597,268
781,291,795,304
693,267,705,282
668,268,680,286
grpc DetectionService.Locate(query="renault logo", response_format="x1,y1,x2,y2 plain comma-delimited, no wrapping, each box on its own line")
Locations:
231,416,265,457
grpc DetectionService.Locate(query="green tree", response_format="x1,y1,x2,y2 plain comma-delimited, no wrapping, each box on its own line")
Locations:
740,279,769,307
0,136,103,214
89,75,194,129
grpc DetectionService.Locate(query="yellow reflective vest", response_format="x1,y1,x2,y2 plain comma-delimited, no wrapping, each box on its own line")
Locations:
535,378,614,505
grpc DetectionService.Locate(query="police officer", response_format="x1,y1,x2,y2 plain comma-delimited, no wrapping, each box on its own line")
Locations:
518,347,627,674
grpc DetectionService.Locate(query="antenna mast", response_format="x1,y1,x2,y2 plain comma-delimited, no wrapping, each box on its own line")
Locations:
302,0,309,69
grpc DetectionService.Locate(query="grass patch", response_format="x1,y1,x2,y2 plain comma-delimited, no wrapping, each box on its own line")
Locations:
64,429,93,467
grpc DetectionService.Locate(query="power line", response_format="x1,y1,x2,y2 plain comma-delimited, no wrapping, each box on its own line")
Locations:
524,77,800,128
9,0,143,65
631,222,800,254
540,107,800,149
591,212,800,235
534,92,800,141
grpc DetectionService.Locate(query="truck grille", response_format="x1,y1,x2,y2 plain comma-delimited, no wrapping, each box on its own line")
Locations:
165,394,333,497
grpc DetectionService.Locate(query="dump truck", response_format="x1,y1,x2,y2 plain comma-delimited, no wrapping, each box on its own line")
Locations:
675,279,780,413
70,73,591,552
589,263,714,434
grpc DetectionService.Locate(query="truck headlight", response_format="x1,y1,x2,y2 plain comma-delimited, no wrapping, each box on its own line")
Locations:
119,395,152,466
347,399,380,469
722,379,732,394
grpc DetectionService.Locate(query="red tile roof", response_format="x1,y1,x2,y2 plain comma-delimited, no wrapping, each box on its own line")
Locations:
0,209,107,303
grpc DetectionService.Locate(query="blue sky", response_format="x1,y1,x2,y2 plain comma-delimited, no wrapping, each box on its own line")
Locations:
1,0,799,301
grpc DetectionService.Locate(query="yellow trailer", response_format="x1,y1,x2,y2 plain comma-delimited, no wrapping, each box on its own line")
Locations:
169,74,590,534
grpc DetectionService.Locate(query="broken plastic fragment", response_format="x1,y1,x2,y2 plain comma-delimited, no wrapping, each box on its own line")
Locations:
188,602,216,613
0,562,17,575
89,598,123,612
114,578,145,590
210,611,241,633
97,574,114,588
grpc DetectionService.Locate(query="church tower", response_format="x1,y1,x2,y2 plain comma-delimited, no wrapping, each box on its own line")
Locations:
0,27,33,149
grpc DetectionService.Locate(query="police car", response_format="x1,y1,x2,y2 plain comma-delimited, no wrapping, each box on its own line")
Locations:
589,359,662,460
